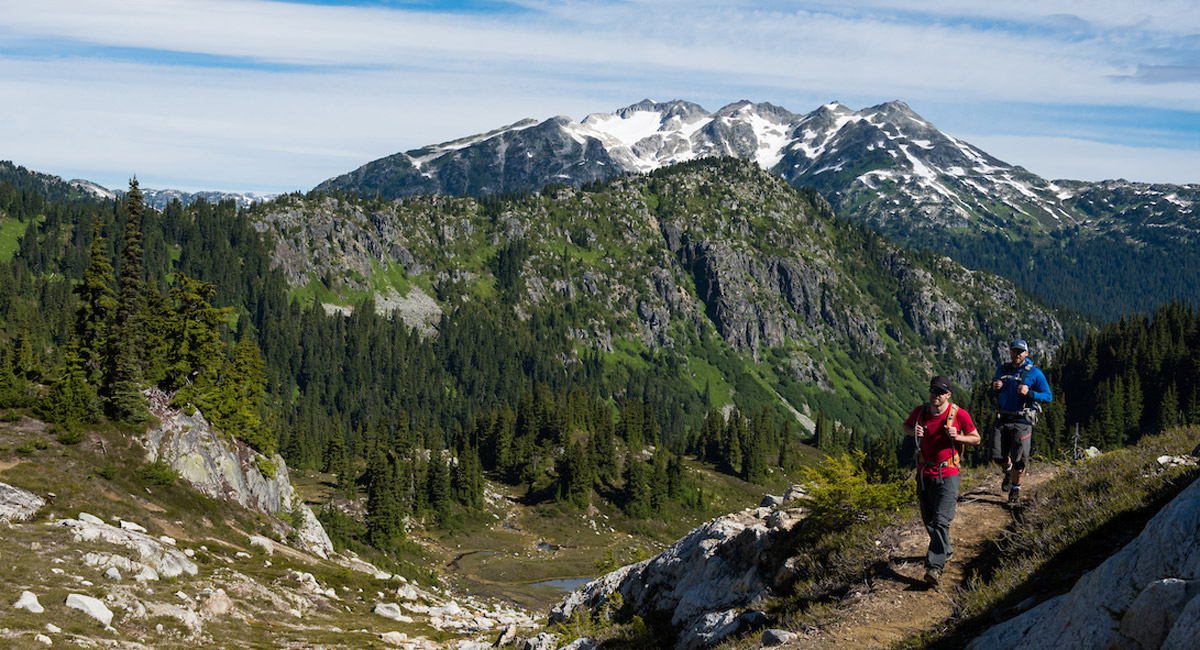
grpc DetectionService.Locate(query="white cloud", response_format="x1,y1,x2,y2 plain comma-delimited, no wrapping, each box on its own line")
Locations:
1,0,1197,191
962,134,1200,185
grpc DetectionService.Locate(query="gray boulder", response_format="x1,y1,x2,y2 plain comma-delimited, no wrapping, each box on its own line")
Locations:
517,633,557,650
762,628,796,646
966,477,1200,650
65,593,113,626
13,590,44,614
551,504,806,649
0,482,45,522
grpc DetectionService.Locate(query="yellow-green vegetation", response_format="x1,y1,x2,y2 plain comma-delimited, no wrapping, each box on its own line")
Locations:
0,214,37,261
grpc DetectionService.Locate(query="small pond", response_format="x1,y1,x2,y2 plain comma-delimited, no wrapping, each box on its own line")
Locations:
528,577,593,592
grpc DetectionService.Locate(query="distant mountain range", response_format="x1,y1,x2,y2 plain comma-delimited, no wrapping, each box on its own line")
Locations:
0,161,277,210
314,100,1199,320
73,180,278,211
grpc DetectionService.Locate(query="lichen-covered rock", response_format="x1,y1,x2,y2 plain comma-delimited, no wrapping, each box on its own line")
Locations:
142,388,333,559
966,478,1200,650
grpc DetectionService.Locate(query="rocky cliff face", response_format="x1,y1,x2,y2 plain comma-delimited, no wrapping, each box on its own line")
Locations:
141,388,334,559
966,475,1200,650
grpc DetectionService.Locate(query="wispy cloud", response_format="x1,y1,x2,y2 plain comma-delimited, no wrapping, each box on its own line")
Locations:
1,0,1197,190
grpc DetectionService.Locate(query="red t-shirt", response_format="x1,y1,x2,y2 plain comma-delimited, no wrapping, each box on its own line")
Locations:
904,403,975,477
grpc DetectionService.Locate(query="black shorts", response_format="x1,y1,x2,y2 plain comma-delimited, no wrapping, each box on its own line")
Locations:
991,416,1032,467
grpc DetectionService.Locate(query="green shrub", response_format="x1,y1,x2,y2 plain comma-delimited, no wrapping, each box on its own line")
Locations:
95,464,119,480
798,451,912,532
139,460,180,486
56,424,86,445
257,456,277,479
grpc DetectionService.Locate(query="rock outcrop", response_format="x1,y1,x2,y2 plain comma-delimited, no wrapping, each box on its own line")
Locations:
59,513,198,580
0,481,45,521
551,497,808,649
966,477,1200,650
142,387,334,558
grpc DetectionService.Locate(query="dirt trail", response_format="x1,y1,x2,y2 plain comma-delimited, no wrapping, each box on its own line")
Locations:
784,466,1057,650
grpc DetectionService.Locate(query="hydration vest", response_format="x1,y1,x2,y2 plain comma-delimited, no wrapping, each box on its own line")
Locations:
920,403,961,477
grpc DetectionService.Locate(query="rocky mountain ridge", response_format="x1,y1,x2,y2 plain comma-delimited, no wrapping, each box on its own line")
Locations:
255,158,1064,432
313,99,1199,320
315,99,1197,239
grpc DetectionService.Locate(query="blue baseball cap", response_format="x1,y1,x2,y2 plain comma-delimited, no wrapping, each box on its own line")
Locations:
1009,339,1028,351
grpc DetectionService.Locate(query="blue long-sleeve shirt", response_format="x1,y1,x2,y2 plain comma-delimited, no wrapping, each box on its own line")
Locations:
993,358,1053,413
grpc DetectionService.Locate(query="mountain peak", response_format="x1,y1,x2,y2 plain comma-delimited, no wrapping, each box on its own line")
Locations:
865,100,928,125
610,99,709,121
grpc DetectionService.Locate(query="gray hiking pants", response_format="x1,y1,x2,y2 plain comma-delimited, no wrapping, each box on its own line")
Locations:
916,472,959,570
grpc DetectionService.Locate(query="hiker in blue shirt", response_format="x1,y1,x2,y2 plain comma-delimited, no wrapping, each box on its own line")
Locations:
990,339,1052,505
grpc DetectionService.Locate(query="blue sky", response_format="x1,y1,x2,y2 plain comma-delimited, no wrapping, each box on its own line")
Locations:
2,0,1198,192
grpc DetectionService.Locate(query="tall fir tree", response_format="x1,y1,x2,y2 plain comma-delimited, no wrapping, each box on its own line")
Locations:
365,445,402,551
164,272,231,399
105,178,149,423
72,219,116,384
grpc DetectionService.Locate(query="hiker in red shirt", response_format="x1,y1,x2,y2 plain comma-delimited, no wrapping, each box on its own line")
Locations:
903,375,981,587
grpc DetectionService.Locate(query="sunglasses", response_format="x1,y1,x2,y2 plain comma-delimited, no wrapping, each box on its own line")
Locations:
928,389,949,396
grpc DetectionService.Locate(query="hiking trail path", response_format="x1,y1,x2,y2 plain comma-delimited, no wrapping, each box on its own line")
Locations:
781,466,1057,649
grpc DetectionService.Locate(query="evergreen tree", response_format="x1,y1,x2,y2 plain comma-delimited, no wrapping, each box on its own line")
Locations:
557,440,593,509
72,220,116,384
1186,388,1200,427
863,432,901,483
366,445,402,551
0,344,33,408
814,410,831,454
324,431,356,497
622,455,651,518
213,337,273,454
164,272,231,400
666,452,685,500
1124,371,1143,439
104,178,149,423
40,346,100,432
724,413,743,475
426,450,453,526
1159,382,1181,432
649,449,669,513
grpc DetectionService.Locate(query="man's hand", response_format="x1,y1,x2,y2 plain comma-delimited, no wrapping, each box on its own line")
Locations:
991,379,1003,391
1018,384,1030,396
947,424,958,440
914,423,925,437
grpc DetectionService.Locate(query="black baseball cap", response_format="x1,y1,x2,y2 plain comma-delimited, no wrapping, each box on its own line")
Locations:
929,375,953,394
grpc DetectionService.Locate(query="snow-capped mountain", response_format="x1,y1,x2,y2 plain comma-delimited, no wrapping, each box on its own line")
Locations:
316,98,1193,237
67,178,117,200
136,188,279,210
62,180,278,210
315,99,1198,320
